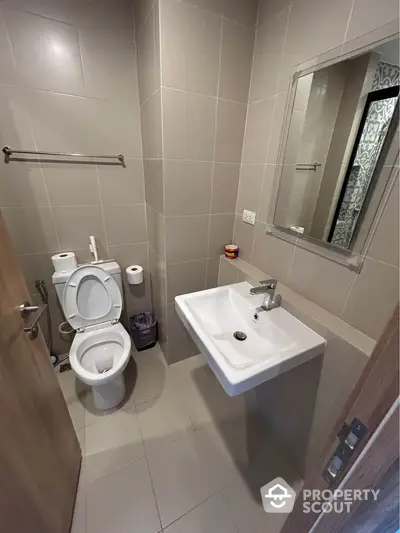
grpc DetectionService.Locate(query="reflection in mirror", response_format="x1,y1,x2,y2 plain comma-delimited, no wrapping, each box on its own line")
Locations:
273,38,399,252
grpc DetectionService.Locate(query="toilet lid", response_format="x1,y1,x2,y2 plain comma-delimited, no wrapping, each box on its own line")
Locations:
63,265,122,331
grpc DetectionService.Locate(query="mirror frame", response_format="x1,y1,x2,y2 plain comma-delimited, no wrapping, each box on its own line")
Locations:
267,28,399,273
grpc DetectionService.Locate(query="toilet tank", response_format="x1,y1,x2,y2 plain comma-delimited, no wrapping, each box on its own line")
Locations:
52,260,123,312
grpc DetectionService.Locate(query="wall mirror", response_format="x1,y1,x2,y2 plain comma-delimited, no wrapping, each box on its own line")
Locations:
270,37,399,270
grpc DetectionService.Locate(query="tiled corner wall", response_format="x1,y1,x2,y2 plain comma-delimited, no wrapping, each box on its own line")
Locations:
218,255,375,477
135,0,257,363
0,0,150,354
234,0,400,342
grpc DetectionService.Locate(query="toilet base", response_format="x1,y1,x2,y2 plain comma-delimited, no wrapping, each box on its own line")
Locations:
92,374,125,410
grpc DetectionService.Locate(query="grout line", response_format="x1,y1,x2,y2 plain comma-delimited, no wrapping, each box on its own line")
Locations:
135,409,164,533
161,84,248,106
342,0,357,47
94,165,110,257
140,86,161,109
206,14,224,286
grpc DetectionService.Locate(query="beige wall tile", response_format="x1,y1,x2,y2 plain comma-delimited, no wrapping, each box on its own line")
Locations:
52,205,105,250
287,247,356,317
258,0,290,27
137,8,160,104
147,207,166,258
149,244,167,303
211,163,240,214
236,164,264,215
108,242,150,272
0,86,36,150
161,0,221,96
98,159,145,206
109,242,152,314
166,259,207,302
257,165,276,222
104,204,147,245
4,7,85,95
80,32,139,101
166,303,199,363
0,164,49,207
218,257,239,286
141,90,162,159
221,0,258,28
342,258,399,340
2,206,59,254
182,0,223,16
0,8,15,84
206,257,220,288
214,100,247,163
219,19,254,103
144,159,164,214
165,215,210,263
249,8,288,102
164,160,213,216
18,252,54,295
162,88,216,161
266,92,288,164
133,0,156,33
346,0,399,42
233,215,255,262
28,90,142,159
251,225,295,282
43,165,100,206
367,177,399,267
283,0,352,72
208,214,235,258
242,97,274,164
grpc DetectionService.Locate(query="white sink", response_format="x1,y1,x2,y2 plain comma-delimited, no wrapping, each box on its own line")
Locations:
175,282,326,396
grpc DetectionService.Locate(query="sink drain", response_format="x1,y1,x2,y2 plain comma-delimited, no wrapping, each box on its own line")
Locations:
233,331,247,341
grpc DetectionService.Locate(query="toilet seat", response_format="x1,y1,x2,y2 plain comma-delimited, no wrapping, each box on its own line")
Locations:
69,322,131,386
63,265,122,332
64,264,131,389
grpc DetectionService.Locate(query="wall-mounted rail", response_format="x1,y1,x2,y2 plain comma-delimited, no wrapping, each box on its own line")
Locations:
2,146,125,166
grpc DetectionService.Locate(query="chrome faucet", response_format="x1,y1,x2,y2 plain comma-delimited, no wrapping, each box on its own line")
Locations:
250,279,280,312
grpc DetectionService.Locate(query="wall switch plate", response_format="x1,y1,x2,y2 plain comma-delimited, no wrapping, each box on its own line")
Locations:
242,209,256,225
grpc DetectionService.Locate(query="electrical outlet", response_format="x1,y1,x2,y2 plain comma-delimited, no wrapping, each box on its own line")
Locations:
242,209,256,225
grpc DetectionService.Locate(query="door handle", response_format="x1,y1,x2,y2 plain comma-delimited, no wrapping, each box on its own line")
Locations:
19,301,48,340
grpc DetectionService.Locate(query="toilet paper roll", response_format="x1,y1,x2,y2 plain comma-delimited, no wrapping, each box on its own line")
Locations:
126,265,144,285
52,252,77,272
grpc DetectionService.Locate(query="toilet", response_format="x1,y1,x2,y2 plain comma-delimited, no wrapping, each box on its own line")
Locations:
53,261,132,410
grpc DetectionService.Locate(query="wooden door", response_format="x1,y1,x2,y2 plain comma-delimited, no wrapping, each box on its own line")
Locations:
0,211,81,533
282,306,399,533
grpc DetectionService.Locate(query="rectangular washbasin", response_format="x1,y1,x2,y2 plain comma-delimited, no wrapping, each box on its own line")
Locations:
175,282,326,396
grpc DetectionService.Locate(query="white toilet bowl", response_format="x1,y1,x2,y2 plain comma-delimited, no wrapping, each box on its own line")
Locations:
69,322,131,410
58,263,132,411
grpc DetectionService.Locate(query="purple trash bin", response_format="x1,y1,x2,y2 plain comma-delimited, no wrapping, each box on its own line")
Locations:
129,312,157,351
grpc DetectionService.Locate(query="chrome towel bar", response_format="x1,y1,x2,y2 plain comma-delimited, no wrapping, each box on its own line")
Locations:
295,162,322,172
2,146,125,166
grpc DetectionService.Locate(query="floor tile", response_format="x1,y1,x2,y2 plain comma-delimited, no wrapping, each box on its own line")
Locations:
85,409,145,483
58,369,87,403
137,390,194,454
71,470,87,533
68,399,86,432
170,355,256,430
83,379,136,427
86,458,161,533
221,439,303,533
164,492,237,533
132,346,169,405
146,431,221,528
